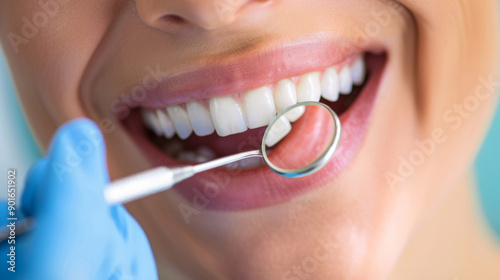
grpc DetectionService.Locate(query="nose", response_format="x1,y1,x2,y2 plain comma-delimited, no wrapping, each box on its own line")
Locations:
134,0,259,32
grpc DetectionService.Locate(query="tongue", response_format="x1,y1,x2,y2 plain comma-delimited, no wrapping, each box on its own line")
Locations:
265,105,335,170
183,126,267,157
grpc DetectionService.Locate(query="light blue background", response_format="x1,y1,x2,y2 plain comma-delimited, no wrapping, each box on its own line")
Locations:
476,99,500,239
0,44,499,239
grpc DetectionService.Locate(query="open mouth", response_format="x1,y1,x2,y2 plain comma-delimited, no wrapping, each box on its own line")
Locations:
121,47,386,210
142,54,365,166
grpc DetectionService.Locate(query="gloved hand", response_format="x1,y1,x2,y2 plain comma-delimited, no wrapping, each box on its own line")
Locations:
0,118,158,280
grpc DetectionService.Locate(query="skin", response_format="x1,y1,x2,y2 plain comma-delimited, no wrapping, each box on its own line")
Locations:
1,0,499,279
388,173,500,279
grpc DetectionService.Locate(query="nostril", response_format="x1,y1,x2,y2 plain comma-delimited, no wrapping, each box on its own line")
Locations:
155,15,190,33
162,15,186,25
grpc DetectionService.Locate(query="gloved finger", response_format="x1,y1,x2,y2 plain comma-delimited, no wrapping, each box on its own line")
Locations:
20,158,49,217
25,119,109,217
110,205,158,279
46,118,109,187
15,118,156,279
29,119,116,278
36,118,110,224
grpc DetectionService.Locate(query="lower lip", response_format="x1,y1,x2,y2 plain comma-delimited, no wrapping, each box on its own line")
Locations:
123,54,386,211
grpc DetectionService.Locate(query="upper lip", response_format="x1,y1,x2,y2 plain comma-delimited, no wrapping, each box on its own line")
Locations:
121,36,372,110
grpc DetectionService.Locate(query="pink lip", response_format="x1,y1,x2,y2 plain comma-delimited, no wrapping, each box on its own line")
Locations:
123,54,386,210
125,38,374,110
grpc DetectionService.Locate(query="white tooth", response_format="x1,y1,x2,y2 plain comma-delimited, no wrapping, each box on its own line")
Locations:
321,67,340,102
244,86,276,129
177,151,198,162
197,146,216,161
265,115,292,147
351,57,366,85
339,66,353,94
239,157,265,170
297,72,321,102
156,109,176,138
166,106,193,140
141,110,156,130
195,154,210,163
274,79,305,122
286,106,305,122
274,79,297,113
186,101,215,136
141,109,163,136
209,97,247,137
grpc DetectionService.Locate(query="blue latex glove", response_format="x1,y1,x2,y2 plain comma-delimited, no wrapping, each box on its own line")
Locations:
0,118,158,280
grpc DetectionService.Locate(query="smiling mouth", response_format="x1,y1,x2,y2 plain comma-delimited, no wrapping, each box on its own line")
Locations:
138,54,366,169
120,39,387,210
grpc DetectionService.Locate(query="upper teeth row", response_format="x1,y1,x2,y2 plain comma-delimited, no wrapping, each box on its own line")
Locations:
142,56,366,139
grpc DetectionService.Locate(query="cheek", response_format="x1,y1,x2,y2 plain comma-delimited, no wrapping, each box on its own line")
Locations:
0,1,124,148
418,1,499,194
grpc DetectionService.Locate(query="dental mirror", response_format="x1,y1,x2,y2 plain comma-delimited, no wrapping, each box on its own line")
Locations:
0,101,341,242
261,101,341,178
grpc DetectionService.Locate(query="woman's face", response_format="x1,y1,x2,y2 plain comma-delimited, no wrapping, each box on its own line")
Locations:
1,0,499,279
